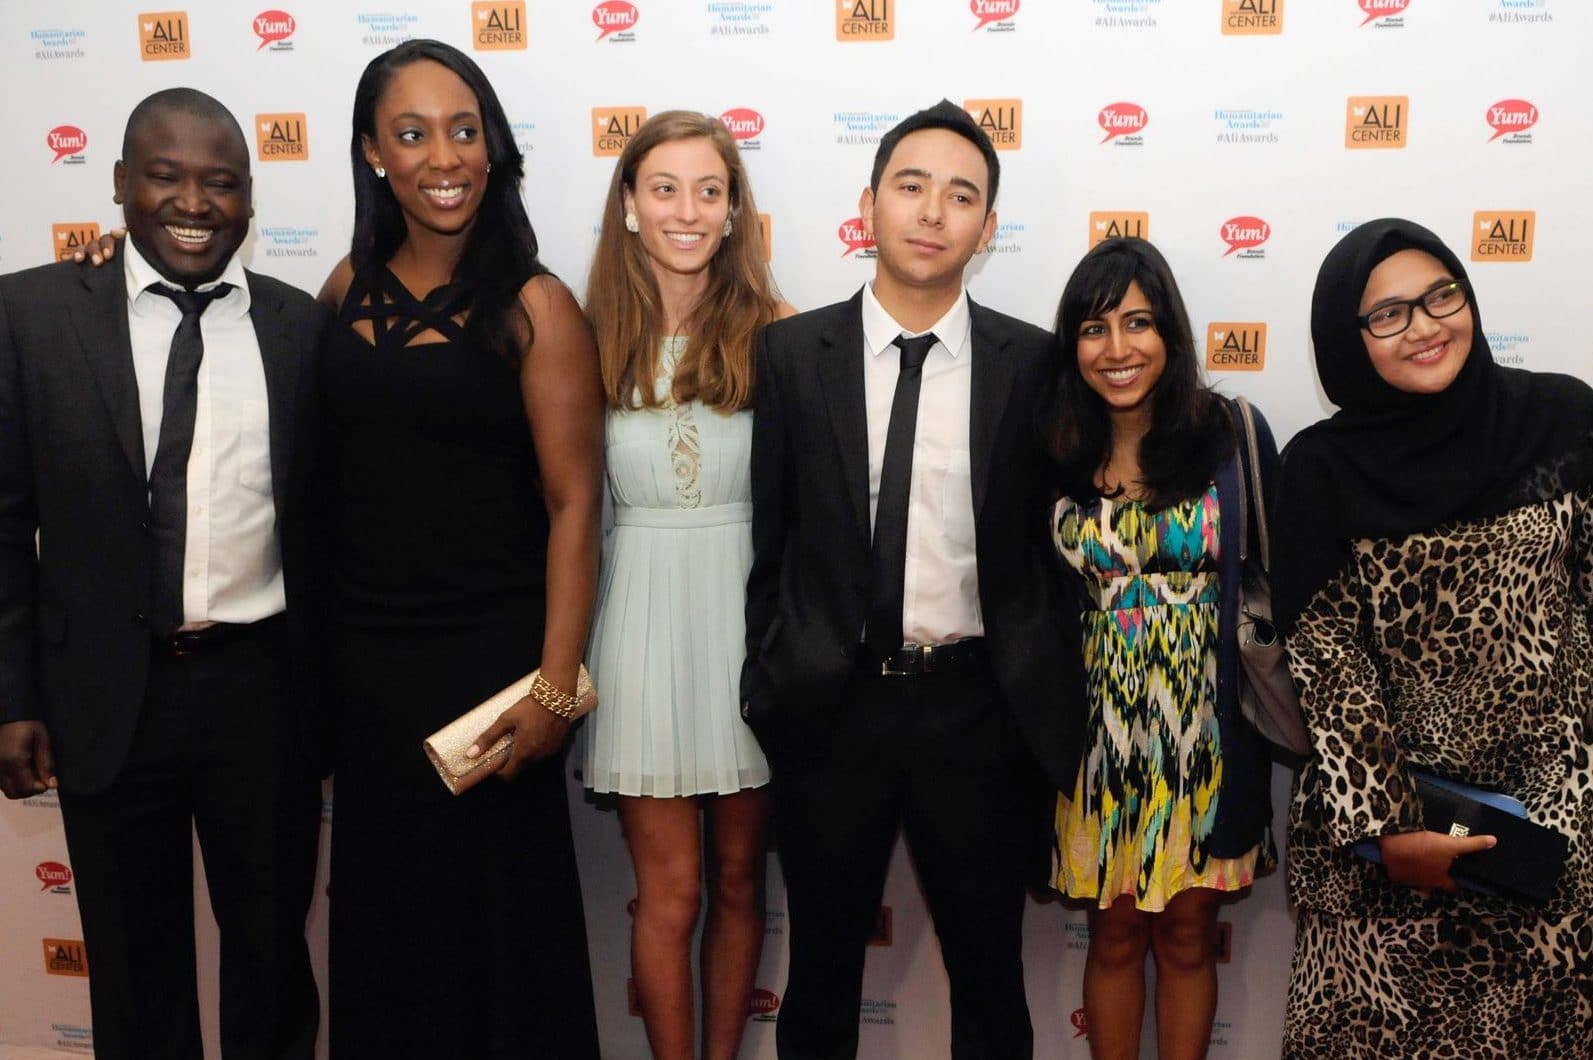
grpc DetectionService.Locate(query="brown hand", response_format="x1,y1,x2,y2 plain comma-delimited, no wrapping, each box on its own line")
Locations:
71,227,126,267
1377,829,1498,892
465,695,571,781
0,721,58,799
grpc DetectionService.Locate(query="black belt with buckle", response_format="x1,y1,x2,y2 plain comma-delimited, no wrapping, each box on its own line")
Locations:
155,619,269,658
875,638,988,677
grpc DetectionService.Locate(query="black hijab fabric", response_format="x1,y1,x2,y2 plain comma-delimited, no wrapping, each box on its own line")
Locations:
1273,218,1593,631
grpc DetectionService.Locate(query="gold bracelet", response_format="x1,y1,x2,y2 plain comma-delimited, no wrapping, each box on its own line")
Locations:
529,671,580,719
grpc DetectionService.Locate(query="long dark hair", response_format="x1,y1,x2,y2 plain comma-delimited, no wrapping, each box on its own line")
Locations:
1048,237,1230,509
348,38,543,362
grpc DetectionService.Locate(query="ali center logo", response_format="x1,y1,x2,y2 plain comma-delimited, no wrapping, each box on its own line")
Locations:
139,10,189,60
837,0,893,40
966,99,1021,151
1206,323,1267,370
839,216,875,258
971,0,1019,32
594,1,638,41
1472,211,1534,261
592,107,646,157
1358,0,1408,27
473,2,526,50
1222,0,1282,34
1099,102,1147,145
1487,99,1537,143
44,938,89,977
52,222,100,262
720,107,765,150
1089,211,1149,248
48,125,88,165
1221,216,1270,258
36,860,73,893
256,113,309,161
254,9,295,50
1345,96,1407,149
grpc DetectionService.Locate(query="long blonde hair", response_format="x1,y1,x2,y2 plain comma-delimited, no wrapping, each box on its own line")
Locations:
586,110,781,412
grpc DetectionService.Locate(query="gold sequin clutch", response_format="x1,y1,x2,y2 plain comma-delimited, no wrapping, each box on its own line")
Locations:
423,665,597,795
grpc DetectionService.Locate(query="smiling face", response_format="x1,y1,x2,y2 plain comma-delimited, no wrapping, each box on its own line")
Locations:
622,136,731,288
115,108,252,288
1358,248,1474,395
362,58,489,241
1075,280,1168,423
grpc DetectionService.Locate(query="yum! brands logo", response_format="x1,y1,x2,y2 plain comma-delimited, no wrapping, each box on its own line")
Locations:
838,217,875,258
139,11,189,60
1221,216,1270,258
1206,323,1268,370
52,222,100,262
256,113,309,161
749,988,781,1022
1222,0,1283,34
47,125,88,165
971,0,1019,32
1358,0,1408,26
1472,211,1534,261
1089,211,1149,248
719,108,765,150
592,107,646,157
966,99,1022,150
36,861,73,893
1345,96,1408,149
473,2,526,50
1099,102,1147,145
593,1,638,41
837,0,894,41
43,939,89,977
1071,1007,1090,1038
1486,99,1537,143
253,9,296,50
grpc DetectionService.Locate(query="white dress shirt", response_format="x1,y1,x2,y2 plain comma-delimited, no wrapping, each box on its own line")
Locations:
860,282,982,646
124,240,284,627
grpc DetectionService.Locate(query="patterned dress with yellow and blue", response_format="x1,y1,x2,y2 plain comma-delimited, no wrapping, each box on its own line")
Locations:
1052,485,1269,910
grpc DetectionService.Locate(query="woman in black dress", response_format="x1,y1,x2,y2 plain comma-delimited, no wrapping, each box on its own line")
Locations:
315,40,604,1057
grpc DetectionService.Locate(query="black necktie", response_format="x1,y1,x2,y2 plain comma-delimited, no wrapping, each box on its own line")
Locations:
866,331,938,657
144,282,233,635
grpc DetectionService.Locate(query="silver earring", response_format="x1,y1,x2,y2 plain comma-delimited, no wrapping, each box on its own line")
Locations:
624,212,639,234
486,162,492,173
374,166,386,178
723,217,734,238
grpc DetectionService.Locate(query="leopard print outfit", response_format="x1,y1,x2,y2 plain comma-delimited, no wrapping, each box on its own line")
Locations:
1283,495,1593,1059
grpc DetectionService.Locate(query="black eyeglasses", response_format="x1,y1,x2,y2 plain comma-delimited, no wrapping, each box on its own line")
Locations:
1357,279,1471,338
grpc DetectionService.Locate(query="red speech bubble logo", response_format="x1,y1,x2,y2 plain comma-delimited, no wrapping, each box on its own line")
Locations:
1358,0,1408,26
1070,1008,1089,1038
839,217,874,257
719,108,765,141
36,861,72,891
593,0,639,40
970,0,1019,31
47,125,87,164
749,989,781,1015
253,10,296,49
1098,102,1148,144
1486,99,1538,142
1221,216,1270,256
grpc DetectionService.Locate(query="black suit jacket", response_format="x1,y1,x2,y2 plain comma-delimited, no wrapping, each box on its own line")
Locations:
741,290,1083,787
0,246,331,794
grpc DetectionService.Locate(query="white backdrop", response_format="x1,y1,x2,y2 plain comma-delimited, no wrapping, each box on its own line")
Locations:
1,1,1588,1056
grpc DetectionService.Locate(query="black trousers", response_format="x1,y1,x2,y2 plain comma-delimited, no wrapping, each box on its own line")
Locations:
771,657,1045,1060
58,618,322,1060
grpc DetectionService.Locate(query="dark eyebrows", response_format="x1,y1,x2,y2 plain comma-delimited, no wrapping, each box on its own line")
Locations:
389,110,481,124
640,170,725,186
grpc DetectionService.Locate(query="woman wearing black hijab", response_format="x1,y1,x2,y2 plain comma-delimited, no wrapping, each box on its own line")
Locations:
1274,218,1593,1057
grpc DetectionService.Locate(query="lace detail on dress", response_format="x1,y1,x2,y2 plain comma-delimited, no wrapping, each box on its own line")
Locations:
660,338,702,509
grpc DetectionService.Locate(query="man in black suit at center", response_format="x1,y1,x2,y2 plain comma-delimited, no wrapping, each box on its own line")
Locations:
742,101,1080,1059
0,89,326,1058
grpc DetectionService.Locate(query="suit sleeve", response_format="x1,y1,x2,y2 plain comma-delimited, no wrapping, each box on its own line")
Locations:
0,282,41,724
741,326,789,705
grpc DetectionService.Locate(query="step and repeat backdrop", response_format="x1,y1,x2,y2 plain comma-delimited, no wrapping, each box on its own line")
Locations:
1,0,1587,1056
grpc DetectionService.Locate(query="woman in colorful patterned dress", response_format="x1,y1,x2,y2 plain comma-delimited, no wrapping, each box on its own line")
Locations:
1274,218,1593,1058
1047,237,1276,1059
581,111,792,1060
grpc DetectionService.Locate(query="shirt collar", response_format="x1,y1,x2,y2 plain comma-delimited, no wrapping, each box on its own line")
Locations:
123,237,251,317
861,282,971,360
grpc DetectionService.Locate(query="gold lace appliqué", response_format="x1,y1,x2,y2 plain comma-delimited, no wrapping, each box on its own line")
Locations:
661,340,702,509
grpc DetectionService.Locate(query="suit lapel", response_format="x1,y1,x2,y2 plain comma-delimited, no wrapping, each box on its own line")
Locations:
67,260,145,484
815,292,871,543
247,271,300,522
969,299,1017,519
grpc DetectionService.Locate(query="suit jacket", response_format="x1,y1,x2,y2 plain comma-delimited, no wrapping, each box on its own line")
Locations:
0,245,331,794
741,290,1083,787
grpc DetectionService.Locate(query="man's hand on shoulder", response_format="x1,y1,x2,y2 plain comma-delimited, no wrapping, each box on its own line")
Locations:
0,721,57,799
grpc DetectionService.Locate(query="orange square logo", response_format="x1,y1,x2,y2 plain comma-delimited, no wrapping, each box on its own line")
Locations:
1345,96,1408,149
1472,211,1534,262
472,2,526,50
592,107,647,157
1205,323,1268,371
1088,211,1150,248
52,223,101,262
758,213,772,263
138,11,189,60
43,938,89,977
966,99,1022,152
256,113,310,162
1222,0,1283,34
837,0,894,41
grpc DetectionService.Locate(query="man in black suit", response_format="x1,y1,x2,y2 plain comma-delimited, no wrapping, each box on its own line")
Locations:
742,101,1080,1059
0,89,325,1059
